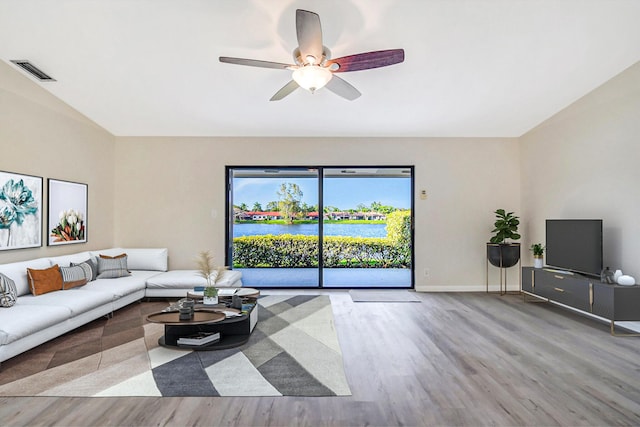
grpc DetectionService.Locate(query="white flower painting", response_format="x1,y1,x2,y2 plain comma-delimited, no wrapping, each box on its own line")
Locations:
48,179,88,245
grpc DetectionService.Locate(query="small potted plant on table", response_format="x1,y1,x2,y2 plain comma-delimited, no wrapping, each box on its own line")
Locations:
530,243,544,269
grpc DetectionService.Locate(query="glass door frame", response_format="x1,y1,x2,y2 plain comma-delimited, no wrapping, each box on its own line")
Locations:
225,165,415,289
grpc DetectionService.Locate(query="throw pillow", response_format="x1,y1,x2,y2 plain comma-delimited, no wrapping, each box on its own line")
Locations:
0,272,17,308
76,262,94,282
59,265,88,290
97,255,130,279
71,258,97,281
100,253,127,259
27,265,64,296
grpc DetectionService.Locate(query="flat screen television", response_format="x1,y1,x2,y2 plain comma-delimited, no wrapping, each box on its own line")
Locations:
545,219,603,277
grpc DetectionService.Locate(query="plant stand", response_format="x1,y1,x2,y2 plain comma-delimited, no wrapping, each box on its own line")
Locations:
486,243,521,295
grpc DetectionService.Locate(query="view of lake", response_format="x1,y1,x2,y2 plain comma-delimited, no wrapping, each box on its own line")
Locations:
233,223,387,238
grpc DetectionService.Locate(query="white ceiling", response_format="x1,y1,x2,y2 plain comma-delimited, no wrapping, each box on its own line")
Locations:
1,0,639,138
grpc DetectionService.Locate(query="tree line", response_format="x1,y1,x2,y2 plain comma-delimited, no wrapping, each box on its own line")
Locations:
234,182,403,224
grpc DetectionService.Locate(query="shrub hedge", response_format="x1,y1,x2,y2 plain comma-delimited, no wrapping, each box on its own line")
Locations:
233,233,411,268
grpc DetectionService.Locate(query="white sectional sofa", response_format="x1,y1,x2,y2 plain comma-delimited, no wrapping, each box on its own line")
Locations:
0,247,242,364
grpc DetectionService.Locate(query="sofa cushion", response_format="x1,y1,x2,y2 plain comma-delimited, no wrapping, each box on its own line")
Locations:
27,265,64,296
59,265,88,290
0,272,17,307
81,270,155,298
0,303,71,345
47,251,93,267
145,269,212,290
97,256,130,279
0,258,52,297
89,248,168,272
121,248,168,271
17,289,114,316
215,269,243,287
145,269,242,291
89,248,125,258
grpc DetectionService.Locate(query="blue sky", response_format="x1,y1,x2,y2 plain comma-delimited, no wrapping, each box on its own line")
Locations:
233,177,411,211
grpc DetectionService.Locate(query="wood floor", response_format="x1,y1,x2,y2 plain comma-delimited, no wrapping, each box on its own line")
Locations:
1,290,639,426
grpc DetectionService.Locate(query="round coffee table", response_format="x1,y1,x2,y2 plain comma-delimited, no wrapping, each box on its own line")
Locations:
147,309,226,349
146,304,258,350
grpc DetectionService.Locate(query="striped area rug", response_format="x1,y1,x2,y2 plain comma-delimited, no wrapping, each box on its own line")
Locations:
0,295,351,397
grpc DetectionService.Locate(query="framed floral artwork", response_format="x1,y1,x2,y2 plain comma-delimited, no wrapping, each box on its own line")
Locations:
47,179,87,246
0,171,43,251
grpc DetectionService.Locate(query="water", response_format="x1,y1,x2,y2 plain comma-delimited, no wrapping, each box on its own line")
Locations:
233,223,387,238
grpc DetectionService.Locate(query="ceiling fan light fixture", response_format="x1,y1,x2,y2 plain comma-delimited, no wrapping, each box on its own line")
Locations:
220,9,404,101
292,65,332,93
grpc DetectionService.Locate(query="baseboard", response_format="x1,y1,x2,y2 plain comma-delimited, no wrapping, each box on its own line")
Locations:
415,285,522,292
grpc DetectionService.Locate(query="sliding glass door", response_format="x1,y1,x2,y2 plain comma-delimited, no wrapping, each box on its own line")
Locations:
229,167,319,287
322,168,413,288
226,166,413,288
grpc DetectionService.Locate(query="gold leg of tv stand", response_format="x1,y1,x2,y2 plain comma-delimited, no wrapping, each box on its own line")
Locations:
610,321,640,337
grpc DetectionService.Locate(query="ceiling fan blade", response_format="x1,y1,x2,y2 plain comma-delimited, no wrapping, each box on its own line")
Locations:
296,9,323,63
327,49,405,72
270,80,300,101
325,75,361,101
219,57,293,70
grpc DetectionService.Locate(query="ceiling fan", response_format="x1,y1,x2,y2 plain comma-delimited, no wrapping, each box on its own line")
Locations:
219,9,405,101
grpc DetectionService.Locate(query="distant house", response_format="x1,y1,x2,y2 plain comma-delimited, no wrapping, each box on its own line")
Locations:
246,211,282,220
234,209,251,221
324,211,387,221
306,212,319,220
327,212,350,220
368,212,387,221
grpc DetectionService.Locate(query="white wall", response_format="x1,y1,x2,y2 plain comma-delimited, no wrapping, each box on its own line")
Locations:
114,137,521,291
3,53,637,291
520,61,640,279
0,61,116,264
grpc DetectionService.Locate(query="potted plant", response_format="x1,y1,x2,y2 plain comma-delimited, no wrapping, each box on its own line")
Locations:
487,209,521,268
196,250,218,305
530,243,544,269
203,285,218,305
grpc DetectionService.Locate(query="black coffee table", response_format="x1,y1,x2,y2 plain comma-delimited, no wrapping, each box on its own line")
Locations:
146,303,258,350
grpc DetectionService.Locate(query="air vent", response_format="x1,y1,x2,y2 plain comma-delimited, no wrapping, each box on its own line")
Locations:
10,60,56,81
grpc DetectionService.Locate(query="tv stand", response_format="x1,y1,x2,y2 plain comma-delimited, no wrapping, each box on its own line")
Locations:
522,267,640,336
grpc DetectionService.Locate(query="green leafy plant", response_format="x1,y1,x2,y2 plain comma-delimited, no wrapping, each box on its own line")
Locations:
232,234,411,269
489,209,521,244
203,286,218,297
530,243,544,256
276,182,303,225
